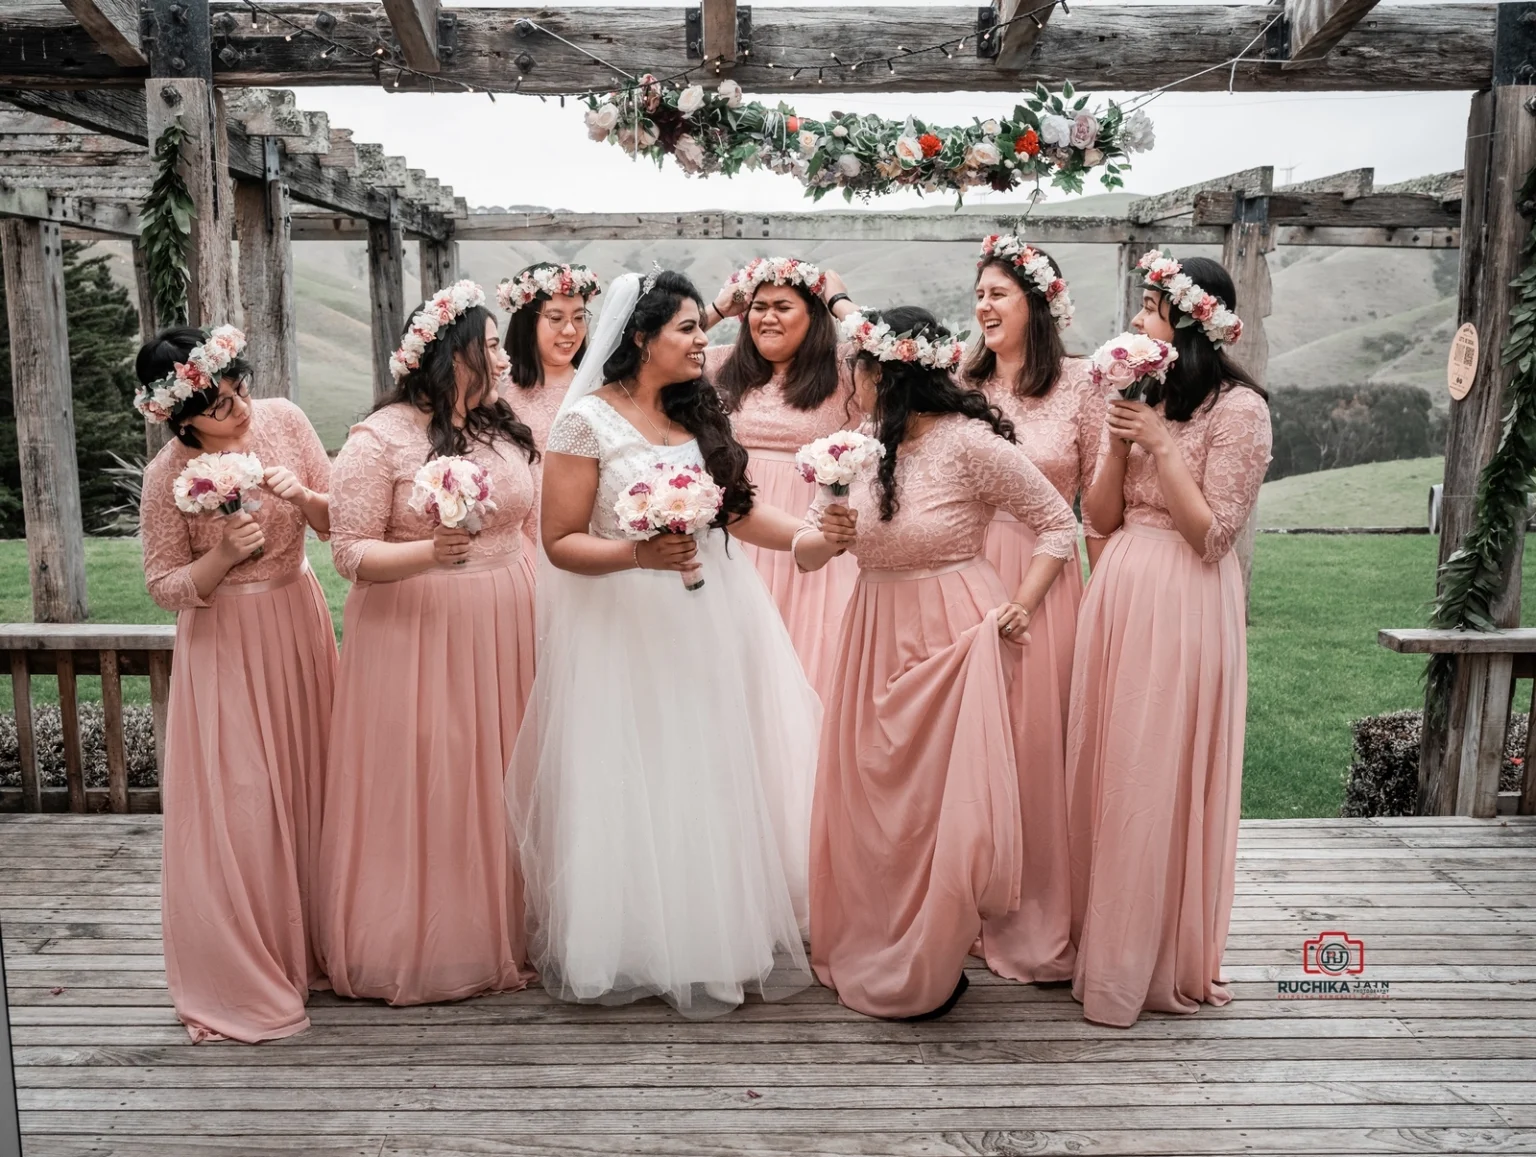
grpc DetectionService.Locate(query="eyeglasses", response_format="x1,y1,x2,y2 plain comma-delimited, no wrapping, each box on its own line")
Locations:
538,308,591,329
207,378,250,422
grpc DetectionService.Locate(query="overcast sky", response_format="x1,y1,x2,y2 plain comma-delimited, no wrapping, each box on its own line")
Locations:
290,0,1474,213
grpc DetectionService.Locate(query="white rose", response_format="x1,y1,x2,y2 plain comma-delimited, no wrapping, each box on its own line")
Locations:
835,152,862,178
982,119,1000,136
799,129,819,156
1039,114,1073,148
894,135,924,164
584,103,619,142
1120,109,1155,153
717,78,744,108
1070,112,1100,149
674,134,707,173
677,85,705,114
1083,147,1105,167
832,125,848,138
966,140,1001,168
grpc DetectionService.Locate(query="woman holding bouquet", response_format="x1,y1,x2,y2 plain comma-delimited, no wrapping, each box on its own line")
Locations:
811,307,1078,1021
136,325,336,1042
1068,254,1271,1027
703,257,861,691
510,269,856,1017
318,281,540,1005
962,236,1105,987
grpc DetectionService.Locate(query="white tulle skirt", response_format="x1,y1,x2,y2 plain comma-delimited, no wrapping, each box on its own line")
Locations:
509,528,818,1019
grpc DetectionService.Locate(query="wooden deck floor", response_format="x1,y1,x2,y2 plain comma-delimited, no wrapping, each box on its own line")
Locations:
2,813,1535,1156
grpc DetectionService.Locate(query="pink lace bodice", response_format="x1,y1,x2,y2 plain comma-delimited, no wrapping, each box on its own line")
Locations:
1101,386,1273,563
329,403,537,580
982,358,1105,518
508,378,570,460
848,413,1077,572
140,399,331,611
704,344,859,452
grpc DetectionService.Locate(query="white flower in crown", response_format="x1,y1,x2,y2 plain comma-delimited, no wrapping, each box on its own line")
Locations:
977,234,1074,331
133,324,246,423
839,310,967,371
496,263,601,315
1136,249,1244,347
391,280,486,381
723,256,829,304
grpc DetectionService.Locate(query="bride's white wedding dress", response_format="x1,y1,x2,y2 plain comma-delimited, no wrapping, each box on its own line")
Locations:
508,391,818,1019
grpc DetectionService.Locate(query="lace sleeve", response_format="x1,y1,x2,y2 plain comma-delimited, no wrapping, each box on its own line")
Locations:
139,452,209,611
965,423,1078,559
547,409,600,458
279,399,334,540
1074,368,1111,538
1200,388,1273,563
329,424,396,581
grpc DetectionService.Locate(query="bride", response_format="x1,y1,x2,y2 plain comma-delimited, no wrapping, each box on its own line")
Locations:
509,269,857,1018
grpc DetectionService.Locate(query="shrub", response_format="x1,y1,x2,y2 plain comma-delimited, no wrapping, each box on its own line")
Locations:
1268,384,1443,483
0,703,159,789
1341,709,1526,817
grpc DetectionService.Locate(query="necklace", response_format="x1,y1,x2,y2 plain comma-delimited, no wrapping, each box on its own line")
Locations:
617,380,672,446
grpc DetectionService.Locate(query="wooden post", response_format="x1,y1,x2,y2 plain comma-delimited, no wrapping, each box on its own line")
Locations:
418,237,460,300
1418,77,1536,817
700,0,739,64
235,159,297,399
131,238,173,457
9,653,40,812
1,218,89,624
368,202,406,403
1113,241,1140,334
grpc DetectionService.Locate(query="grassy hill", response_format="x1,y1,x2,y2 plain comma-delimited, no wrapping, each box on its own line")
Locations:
1257,456,1442,529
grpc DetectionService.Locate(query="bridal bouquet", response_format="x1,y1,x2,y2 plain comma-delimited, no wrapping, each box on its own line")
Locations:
1088,332,1178,402
614,461,724,591
795,431,884,500
174,451,265,558
410,456,496,537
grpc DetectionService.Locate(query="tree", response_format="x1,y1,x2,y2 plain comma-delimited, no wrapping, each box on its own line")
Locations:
0,241,143,537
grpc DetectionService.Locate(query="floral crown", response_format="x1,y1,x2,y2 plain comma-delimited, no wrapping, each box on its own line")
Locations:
1137,249,1243,347
978,234,1074,331
839,310,967,371
390,280,487,382
133,324,246,424
496,263,602,315
723,256,828,304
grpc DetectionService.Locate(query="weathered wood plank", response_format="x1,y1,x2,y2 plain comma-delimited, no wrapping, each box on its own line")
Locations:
0,182,139,235
10,650,40,811
97,648,127,814
1277,167,1374,199
1194,191,1458,229
1129,167,1273,224
1382,628,1536,655
57,0,147,68
235,173,297,399
1284,0,1381,66
382,0,443,73
699,0,738,64
53,650,84,813
990,0,1055,69
368,208,406,403
417,237,459,300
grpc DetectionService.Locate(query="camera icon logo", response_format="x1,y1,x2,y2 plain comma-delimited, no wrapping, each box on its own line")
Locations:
1302,930,1366,975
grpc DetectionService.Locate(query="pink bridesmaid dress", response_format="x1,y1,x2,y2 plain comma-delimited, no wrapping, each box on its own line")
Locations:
506,377,564,548
318,404,539,1005
975,358,1106,983
1066,385,1272,1027
140,398,338,1043
810,414,1078,1018
705,344,860,693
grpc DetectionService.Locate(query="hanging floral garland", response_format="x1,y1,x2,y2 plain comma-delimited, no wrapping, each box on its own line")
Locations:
583,79,1154,203
139,121,195,328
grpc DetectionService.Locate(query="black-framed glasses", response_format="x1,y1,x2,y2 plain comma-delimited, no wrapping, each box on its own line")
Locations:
207,378,250,422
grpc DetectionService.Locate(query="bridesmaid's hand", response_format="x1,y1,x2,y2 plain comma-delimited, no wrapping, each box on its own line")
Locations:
712,282,746,323
217,512,265,565
433,525,472,567
262,465,310,506
1107,399,1173,457
818,504,858,554
637,533,698,572
996,601,1031,646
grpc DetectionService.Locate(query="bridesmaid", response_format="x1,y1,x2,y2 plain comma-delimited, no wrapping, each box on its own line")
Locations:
810,307,1077,1021
1068,253,1271,1028
318,281,540,1005
963,235,1105,985
498,262,601,463
136,325,336,1042
703,257,861,692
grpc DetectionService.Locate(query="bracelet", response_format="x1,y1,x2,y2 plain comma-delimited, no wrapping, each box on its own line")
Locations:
1008,601,1031,620
790,524,817,573
826,292,851,312
633,542,643,570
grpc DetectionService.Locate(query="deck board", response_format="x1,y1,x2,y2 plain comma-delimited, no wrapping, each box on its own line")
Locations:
4,815,1535,1156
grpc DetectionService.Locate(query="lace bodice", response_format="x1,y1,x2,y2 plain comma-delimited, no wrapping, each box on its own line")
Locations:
704,344,860,452
547,394,710,541
508,378,570,461
139,399,330,611
848,413,1077,572
1099,385,1273,563
982,358,1105,523
329,403,538,580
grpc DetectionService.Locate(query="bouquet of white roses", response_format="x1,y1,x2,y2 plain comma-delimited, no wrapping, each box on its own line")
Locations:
795,431,884,500
614,461,724,591
173,451,266,558
1088,332,1178,402
410,456,496,535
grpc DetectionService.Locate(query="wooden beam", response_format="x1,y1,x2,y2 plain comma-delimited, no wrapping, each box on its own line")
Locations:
1379,170,1466,207
700,0,738,65
0,181,138,235
57,0,147,67
1128,167,1273,224
221,90,331,156
382,0,443,73
368,206,406,403
235,175,297,400
144,79,231,328
1193,191,1459,230
1284,0,1381,66
0,4,1498,94
0,217,88,623
1277,167,1373,199
418,237,459,300
990,0,1055,69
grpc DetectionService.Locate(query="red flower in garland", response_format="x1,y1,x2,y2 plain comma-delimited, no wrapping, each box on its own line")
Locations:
1015,129,1040,157
919,133,942,158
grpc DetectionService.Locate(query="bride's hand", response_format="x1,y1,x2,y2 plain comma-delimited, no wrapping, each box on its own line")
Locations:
636,533,698,572
819,504,857,554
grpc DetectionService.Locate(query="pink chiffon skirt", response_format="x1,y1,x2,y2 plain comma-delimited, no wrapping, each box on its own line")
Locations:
741,452,859,693
810,559,1024,1019
1065,523,1247,1027
160,566,337,1043
316,554,538,1005
975,517,1080,982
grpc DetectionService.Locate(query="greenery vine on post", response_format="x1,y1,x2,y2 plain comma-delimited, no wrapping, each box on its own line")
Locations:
140,120,195,328
1425,160,1536,724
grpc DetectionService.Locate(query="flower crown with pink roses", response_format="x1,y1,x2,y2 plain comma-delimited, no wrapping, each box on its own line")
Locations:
1137,249,1243,348
722,256,829,305
495,263,602,315
390,280,487,382
839,310,967,371
978,234,1074,332
133,324,247,423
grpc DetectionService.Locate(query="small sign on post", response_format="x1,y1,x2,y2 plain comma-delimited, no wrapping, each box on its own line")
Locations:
1449,322,1478,401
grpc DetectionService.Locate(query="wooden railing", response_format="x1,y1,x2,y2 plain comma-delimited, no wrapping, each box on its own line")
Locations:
1,624,174,813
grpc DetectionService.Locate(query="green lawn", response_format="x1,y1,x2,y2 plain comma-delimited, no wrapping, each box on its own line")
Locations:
1256,456,1444,529
3,534,1531,819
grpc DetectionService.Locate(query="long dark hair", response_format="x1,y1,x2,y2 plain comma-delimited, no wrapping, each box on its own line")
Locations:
1145,256,1267,422
135,326,253,449
962,253,1068,400
603,270,753,525
504,264,589,390
713,280,841,412
857,306,1014,522
374,303,538,463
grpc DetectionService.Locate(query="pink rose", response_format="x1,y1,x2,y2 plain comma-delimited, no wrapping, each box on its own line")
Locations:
894,339,919,361
1190,295,1216,321
1069,113,1099,150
